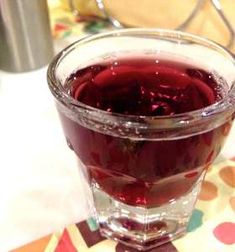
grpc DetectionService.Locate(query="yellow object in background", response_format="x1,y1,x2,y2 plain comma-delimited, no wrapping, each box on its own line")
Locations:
59,0,235,52
60,0,103,17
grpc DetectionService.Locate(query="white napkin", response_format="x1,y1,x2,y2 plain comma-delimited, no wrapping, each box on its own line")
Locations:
0,68,87,251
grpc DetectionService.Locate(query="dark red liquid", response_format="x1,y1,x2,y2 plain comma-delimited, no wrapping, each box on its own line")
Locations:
60,57,231,207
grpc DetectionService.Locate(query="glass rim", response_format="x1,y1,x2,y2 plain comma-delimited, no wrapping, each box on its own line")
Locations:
47,28,235,129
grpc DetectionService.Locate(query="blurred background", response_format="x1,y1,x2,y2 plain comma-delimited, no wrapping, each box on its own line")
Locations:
1,0,235,73
49,0,235,53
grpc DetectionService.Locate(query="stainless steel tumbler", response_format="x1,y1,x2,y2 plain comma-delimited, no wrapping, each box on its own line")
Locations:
0,0,54,72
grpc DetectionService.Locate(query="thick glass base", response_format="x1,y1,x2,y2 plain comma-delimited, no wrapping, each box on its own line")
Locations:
91,173,204,250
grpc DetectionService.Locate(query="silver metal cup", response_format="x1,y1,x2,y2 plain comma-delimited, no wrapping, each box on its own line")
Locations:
0,0,54,72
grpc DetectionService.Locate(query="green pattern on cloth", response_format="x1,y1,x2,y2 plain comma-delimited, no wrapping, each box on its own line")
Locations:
87,217,99,231
187,209,204,232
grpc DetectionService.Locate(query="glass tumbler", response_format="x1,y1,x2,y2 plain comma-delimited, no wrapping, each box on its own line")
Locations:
47,29,235,250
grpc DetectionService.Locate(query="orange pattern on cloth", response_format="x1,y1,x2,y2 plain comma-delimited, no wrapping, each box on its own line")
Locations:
198,180,218,201
229,196,235,211
12,235,52,252
219,166,235,187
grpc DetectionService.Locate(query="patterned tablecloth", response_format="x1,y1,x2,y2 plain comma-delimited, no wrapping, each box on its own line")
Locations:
12,158,235,252
11,1,235,251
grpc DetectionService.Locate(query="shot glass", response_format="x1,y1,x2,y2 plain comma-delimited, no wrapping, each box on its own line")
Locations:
47,29,235,250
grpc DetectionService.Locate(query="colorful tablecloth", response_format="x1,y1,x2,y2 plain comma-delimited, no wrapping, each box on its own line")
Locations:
12,157,235,252
49,0,110,39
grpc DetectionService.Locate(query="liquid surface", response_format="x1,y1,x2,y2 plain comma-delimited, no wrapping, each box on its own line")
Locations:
68,57,223,116
60,56,230,207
